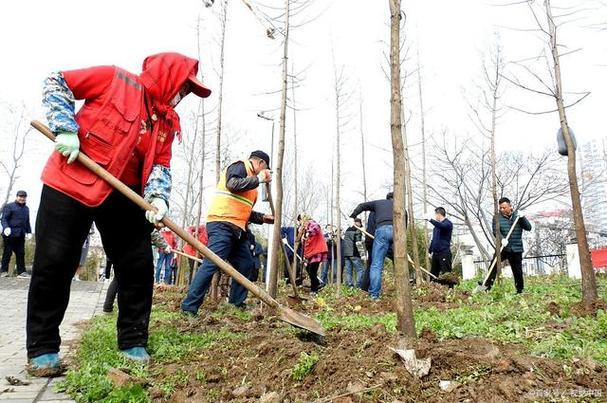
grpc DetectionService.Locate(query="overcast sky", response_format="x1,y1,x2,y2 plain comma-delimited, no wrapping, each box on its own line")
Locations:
1,0,606,225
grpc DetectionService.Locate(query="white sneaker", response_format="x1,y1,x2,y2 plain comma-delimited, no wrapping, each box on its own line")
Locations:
0,272,8,278
17,272,30,278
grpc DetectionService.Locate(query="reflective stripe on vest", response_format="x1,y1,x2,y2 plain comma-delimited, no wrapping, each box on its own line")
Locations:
207,160,258,230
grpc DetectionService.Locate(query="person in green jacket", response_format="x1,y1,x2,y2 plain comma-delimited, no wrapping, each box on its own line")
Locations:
486,197,532,293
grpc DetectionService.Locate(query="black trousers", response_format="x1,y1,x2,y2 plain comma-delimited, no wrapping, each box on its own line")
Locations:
306,262,320,292
1,235,26,274
26,185,154,358
103,277,118,312
430,251,452,279
485,250,524,293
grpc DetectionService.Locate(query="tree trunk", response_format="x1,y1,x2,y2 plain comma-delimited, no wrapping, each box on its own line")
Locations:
389,0,415,338
359,95,368,222
402,115,423,285
211,0,229,300
268,0,290,298
545,0,597,304
334,67,343,297
291,64,299,272
416,54,431,278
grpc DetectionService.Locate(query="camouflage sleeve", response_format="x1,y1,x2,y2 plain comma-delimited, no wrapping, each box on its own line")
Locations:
150,229,169,249
144,164,172,204
42,72,79,134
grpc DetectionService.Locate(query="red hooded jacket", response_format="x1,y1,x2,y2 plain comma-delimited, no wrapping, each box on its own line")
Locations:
41,53,200,207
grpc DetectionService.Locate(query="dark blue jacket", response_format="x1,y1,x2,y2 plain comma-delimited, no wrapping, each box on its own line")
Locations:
1,202,31,238
429,218,452,254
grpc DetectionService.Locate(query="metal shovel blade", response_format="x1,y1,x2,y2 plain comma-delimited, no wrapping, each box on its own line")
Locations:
278,306,326,337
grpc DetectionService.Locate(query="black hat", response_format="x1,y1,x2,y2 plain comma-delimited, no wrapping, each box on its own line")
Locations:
249,150,270,169
16,190,27,197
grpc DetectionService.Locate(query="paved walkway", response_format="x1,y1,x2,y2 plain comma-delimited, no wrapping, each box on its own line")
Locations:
0,277,106,402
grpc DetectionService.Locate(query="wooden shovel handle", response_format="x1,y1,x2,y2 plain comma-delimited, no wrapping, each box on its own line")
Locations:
31,120,281,310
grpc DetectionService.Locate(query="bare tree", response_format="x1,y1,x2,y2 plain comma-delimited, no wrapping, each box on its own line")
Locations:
215,0,229,184
0,103,30,206
389,0,415,338
503,0,597,303
415,51,431,277
267,0,291,298
468,39,507,277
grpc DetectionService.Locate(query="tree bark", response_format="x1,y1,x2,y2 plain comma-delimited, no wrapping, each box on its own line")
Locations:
268,0,290,298
389,0,415,338
545,0,597,304
416,54,431,278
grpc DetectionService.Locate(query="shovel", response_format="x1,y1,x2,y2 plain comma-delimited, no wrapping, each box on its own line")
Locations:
474,214,522,293
32,120,325,337
264,183,305,303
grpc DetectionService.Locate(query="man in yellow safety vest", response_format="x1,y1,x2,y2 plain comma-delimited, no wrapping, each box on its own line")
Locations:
181,151,274,314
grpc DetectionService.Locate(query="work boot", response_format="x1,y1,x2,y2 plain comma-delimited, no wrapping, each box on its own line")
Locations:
28,353,62,376
17,272,30,279
120,347,150,362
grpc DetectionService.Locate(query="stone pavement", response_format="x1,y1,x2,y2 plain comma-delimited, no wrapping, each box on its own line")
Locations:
0,277,107,402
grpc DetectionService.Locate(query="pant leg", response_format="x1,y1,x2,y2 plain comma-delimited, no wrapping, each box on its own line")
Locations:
1,235,14,273
369,225,392,298
14,236,26,274
344,257,353,286
155,253,165,283
181,222,235,314
306,262,320,292
103,277,118,312
94,189,154,350
227,236,253,306
505,251,524,292
26,186,93,358
353,257,364,288
484,250,504,290
361,242,373,291
104,259,113,279
163,253,173,284
430,253,441,279
320,262,328,284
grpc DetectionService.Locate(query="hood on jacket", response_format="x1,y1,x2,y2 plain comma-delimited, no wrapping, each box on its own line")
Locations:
139,52,210,105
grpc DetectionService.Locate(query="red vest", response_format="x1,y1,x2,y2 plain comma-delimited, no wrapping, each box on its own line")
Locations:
303,222,328,259
41,68,159,207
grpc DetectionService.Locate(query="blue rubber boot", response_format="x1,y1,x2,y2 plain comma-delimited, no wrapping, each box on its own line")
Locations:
120,347,150,362
29,353,61,376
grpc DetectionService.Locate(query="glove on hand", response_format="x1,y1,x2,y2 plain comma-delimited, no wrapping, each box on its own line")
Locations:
3,227,11,236
145,198,168,225
55,131,80,164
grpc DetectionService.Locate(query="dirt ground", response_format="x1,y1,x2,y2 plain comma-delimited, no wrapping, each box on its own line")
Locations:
148,284,607,402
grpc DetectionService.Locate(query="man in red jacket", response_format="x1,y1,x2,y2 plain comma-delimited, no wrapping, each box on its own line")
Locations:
27,53,211,374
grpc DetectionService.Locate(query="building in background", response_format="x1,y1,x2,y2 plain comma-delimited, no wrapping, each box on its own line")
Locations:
580,137,607,243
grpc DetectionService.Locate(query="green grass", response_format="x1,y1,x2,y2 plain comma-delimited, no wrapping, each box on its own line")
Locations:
61,275,607,401
58,308,242,402
314,275,607,365
291,352,320,381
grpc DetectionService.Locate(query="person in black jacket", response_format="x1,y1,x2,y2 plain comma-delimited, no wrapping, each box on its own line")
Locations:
1,190,32,278
350,192,399,300
426,207,453,280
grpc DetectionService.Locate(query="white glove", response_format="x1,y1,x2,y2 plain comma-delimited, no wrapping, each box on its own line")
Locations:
145,198,168,225
501,238,509,247
257,169,272,183
25,233,32,240
516,210,526,218
165,245,172,253
425,210,435,221
55,131,80,164
3,227,11,236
